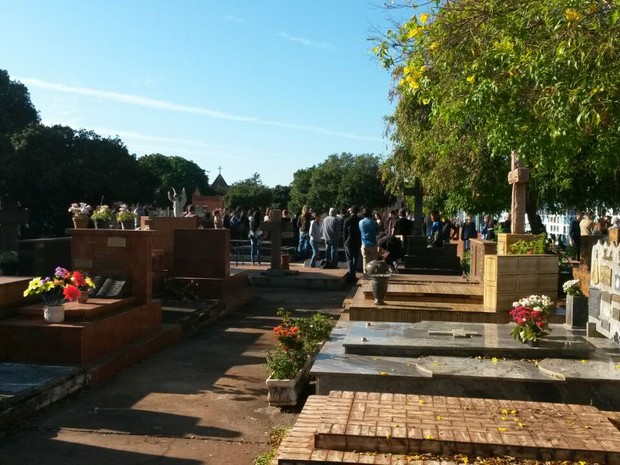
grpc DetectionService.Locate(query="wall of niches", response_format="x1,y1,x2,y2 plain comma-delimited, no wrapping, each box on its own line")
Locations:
589,238,620,343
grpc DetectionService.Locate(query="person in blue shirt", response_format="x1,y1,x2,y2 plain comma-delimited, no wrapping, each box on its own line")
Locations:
359,206,378,270
428,210,443,247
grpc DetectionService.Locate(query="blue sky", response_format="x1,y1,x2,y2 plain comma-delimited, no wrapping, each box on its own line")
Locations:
0,1,412,187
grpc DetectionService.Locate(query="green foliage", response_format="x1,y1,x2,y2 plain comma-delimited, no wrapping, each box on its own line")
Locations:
224,173,273,211
265,308,333,380
374,0,620,212
0,250,18,264
138,153,212,206
509,235,548,255
460,249,470,275
288,153,391,215
253,428,289,465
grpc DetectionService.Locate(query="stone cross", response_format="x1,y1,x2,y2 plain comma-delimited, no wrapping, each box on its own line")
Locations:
260,209,294,272
507,151,529,235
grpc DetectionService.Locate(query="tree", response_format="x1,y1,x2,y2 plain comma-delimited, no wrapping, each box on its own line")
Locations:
271,185,292,210
137,153,212,206
224,173,273,212
5,124,145,237
288,153,391,215
374,0,620,215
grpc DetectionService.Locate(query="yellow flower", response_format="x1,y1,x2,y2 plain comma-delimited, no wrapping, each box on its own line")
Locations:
492,357,498,364
466,75,475,84
408,25,422,39
565,8,581,22
419,13,430,25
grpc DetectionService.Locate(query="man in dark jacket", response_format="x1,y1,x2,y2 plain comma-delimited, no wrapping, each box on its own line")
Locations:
342,205,361,283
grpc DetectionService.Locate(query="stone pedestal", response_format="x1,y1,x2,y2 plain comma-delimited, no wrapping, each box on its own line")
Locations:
483,254,558,311
497,233,539,255
470,239,497,281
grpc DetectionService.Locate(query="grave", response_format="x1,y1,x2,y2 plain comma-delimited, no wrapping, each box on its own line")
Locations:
0,229,181,384
277,391,620,464
588,238,620,342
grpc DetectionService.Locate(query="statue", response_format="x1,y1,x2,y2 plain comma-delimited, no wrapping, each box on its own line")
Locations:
167,187,187,217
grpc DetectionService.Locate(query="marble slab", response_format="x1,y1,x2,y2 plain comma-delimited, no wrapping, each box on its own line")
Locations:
538,358,620,381
343,321,595,359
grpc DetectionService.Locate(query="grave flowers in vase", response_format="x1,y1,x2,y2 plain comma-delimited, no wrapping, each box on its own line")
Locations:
116,204,137,229
265,308,332,407
563,279,588,328
68,202,92,228
23,266,82,323
72,270,96,303
91,204,114,229
509,294,553,345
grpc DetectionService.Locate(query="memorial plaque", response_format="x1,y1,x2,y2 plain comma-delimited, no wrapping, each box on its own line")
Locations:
589,287,601,318
107,237,127,248
74,258,93,269
601,266,613,287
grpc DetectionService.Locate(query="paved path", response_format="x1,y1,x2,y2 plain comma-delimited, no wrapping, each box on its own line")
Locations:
0,287,348,465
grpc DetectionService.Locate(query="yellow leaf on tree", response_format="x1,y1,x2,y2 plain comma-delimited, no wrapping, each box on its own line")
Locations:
419,13,430,25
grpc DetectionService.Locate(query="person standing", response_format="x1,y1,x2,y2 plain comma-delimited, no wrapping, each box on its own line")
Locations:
248,210,263,265
580,212,594,236
359,207,378,270
460,215,477,251
296,205,312,260
392,208,413,253
321,207,340,266
309,212,322,267
480,214,495,241
569,211,582,261
343,205,361,282
428,210,443,247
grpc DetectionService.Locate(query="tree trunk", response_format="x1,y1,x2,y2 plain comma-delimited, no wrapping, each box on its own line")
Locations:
525,203,545,234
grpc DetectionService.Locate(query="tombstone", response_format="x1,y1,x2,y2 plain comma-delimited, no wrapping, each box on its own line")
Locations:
261,209,296,277
588,239,620,342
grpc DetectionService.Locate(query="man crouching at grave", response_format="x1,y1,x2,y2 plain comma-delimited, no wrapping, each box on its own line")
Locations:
359,207,379,270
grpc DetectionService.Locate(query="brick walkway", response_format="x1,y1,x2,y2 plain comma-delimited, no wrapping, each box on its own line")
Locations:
277,391,620,464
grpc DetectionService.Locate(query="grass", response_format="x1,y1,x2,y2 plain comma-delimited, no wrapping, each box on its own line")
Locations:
253,427,289,465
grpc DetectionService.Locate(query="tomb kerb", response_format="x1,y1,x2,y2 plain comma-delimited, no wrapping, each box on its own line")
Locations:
483,152,558,311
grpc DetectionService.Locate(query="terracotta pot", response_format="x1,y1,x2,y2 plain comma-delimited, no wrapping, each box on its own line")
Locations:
77,290,89,304
72,217,89,228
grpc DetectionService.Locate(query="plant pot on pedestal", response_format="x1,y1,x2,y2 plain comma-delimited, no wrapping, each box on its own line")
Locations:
72,216,89,228
565,295,589,328
120,220,134,230
94,219,111,229
44,304,65,323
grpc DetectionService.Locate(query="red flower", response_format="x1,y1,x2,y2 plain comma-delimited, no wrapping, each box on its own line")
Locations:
63,285,81,302
72,271,86,288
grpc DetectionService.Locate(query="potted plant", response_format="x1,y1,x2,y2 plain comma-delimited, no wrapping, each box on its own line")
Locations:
509,294,553,345
563,279,588,328
68,202,92,228
0,250,18,276
265,309,332,407
91,205,114,229
116,204,137,230
23,266,82,322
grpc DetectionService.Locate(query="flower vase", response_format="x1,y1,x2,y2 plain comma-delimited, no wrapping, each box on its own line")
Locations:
73,216,89,229
94,220,110,230
526,339,540,347
565,294,588,328
266,358,312,407
77,290,89,304
44,304,65,323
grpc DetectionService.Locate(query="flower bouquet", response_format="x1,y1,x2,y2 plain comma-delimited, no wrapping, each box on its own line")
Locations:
509,295,553,344
72,270,96,303
23,266,83,305
116,204,137,229
562,279,584,296
68,202,92,219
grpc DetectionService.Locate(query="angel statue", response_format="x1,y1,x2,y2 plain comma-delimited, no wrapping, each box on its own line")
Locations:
168,187,187,217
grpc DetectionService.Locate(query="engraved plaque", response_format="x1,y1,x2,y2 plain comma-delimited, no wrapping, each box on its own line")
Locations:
107,237,127,248
74,258,93,269
601,266,613,287
589,287,601,319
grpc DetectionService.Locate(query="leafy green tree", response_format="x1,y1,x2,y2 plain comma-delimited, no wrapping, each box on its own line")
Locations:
224,173,273,212
289,153,391,215
6,124,145,237
374,0,620,216
137,153,212,206
271,185,292,210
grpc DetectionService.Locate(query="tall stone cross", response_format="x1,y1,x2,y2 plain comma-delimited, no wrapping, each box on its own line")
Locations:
507,150,529,234
260,209,294,274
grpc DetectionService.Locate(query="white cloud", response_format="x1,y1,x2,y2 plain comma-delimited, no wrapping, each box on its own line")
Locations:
19,77,379,142
277,32,334,50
